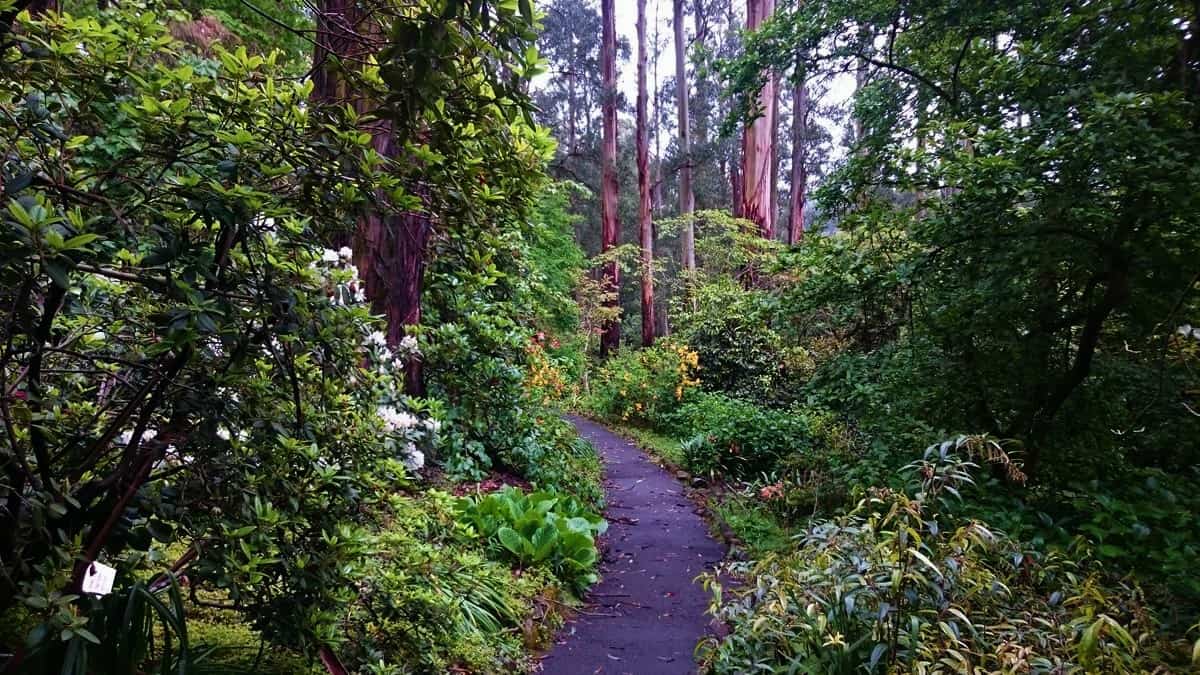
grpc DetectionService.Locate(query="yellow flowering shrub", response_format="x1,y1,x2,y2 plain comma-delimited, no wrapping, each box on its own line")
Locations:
587,341,701,426
525,335,580,406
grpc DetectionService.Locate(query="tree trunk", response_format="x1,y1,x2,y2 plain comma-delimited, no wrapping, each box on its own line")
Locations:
730,141,743,218
674,0,696,271
652,0,664,217
636,0,656,347
312,0,428,393
787,79,808,244
599,0,621,356
768,83,780,239
311,0,358,106
740,0,776,238
567,70,577,155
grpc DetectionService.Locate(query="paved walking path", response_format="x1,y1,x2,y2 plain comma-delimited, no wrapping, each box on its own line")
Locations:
540,416,725,675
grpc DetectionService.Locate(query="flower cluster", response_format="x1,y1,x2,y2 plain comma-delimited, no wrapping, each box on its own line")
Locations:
672,345,701,401
362,326,439,473
311,245,365,305
758,482,784,501
526,337,573,405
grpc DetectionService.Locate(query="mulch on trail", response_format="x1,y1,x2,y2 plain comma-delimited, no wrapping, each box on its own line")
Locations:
539,416,727,675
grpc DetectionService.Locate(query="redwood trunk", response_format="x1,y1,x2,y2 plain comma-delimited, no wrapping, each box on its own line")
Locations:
730,142,743,217
674,0,696,271
768,83,779,238
312,0,428,393
599,0,621,356
787,80,808,244
636,0,655,347
740,0,776,238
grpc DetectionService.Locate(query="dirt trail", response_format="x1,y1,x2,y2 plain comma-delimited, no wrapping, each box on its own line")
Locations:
539,416,726,674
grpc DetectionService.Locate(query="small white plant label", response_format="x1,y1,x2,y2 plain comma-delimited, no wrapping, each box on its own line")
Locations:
81,561,116,596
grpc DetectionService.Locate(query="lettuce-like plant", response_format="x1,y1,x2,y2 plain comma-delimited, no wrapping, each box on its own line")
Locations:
457,488,606,594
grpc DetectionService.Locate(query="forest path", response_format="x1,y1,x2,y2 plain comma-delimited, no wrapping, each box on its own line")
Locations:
539,416,726,675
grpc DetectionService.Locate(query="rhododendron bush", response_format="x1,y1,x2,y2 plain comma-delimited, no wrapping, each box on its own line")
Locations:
0,5,593,670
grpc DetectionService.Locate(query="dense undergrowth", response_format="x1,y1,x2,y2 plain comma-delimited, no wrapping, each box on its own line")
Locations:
3,0,1200,671
562,18,1200,662
0,3,603,673
538,0,1200,670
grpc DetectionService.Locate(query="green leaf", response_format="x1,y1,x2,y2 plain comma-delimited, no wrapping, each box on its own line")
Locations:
62,233,100,250
44,259,71,289
530,522,558,562
497,526,528,558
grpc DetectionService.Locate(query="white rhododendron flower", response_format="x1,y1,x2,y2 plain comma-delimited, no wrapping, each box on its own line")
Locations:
378,405,418,431
338,246,353,260
366,331,388,348
401,443,424,471
399,335,419,354
216,426,232,441
423,418,441,433
321,248,340,263
117,429,157,445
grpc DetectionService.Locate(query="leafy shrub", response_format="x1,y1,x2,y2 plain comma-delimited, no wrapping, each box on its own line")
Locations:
0,5,571,670
457,487,606,595
586,340,701,426
525,335,584,408
665,393,813,479
500,415,605,510
19,574,194,675
0,6,441,661
341,490,559,674
672,276,812,406
699,440,1190,673
752,411,865,520
965,467,1200,619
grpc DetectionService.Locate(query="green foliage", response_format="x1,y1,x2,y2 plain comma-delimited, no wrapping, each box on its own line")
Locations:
585,340,701,426
340,491,558,674
527,183,588,336
725,0,1200,477
672,276,811,407
665,393,813,480
456,487,606,595
21,573,195,675
700,443,1190,673
0,4,440,658
500,415,605,510
0,2,588,670
963,467,1200,616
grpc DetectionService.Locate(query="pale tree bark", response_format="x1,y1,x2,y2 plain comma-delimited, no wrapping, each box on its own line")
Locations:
740,0,776,238
769,83,780,238
787,79,808,244
599,0,621,356
637,0,656,347
674,0,695,271
652,0,664,216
